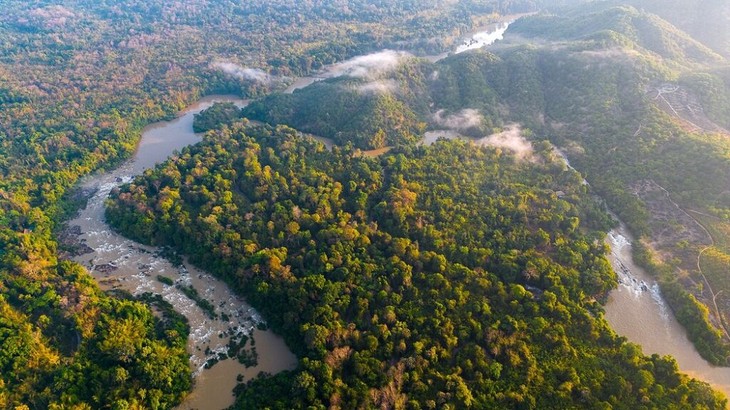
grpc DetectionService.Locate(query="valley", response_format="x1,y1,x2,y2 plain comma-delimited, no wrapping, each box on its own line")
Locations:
2,1,730,409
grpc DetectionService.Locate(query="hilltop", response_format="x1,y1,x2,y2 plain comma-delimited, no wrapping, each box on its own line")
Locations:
230,3,730,366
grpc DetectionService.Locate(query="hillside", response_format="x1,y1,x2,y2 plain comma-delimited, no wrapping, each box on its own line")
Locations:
107,122,725,408
627,0,730,58
2,0,730,408
242,76,426,149
0,1,544,407
235,4,730,366
508,5,724,66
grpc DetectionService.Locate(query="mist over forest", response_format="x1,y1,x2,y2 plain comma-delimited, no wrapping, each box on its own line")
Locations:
1,1,730,408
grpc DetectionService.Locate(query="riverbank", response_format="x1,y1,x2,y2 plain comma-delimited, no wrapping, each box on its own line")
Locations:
285,13,528,93
60,96,296,409
604,223,730,397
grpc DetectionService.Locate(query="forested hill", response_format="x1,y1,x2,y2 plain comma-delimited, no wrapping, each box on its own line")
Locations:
233,3,730,368
508,5,724,66
0,1,564,407
107,122,725,408
3,0,730,408
241,64,430,149
621,0,730,58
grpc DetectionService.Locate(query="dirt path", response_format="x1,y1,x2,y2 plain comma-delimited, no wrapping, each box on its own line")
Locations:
652,181,730,340
651,84,729,135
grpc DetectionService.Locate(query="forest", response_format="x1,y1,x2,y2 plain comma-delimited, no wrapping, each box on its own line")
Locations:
2,0,730,408
107,122,724,408
234,2,730,366
0,0,552,407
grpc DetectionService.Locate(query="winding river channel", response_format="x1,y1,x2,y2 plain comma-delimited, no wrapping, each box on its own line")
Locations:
552,152,730,397
60,12,730,409
65,96,296,410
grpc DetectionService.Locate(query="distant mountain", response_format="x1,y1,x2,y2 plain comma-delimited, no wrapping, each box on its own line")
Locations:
508,5,724,66
237,2,730,367
628,0,730,58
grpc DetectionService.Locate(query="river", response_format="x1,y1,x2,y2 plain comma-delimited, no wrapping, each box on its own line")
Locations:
62,10,730,407
65,95,296,410
298,124,730,398
552,150,730,396
604,225,730,396
415,138,730,396
285,14,523,93
63,16,522,408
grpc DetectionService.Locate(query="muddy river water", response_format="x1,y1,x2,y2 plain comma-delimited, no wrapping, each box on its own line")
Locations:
66,96,296,410
62,13,730,408
64,19,523,407
552,151,730,397
604,226,730,396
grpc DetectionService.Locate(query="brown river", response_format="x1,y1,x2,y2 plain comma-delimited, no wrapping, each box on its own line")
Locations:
66,96,296,410
604,225,730,397
550,150,730,398
62,13,730,408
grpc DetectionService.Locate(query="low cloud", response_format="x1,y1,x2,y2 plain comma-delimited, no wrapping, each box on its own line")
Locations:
455,21,510,54
356,79,399,94
326,50,411,79
212,62,272,84
477,124,534,161
433,109,483,130
578,48,638,59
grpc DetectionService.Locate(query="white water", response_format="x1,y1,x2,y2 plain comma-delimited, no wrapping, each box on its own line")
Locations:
268,51,730,398
66,96,296,410
62,10,730,404
604,225,730,397
541,148,730,396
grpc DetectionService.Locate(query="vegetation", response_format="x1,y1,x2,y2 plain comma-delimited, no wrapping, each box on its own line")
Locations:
177,284,217,319
0,0,556,408
0,1,541,406
243,79,426,149
193,102,244,134
3,0,730,407
107,122,726,408
504,6,730,364
237,2,730,365
626,0,730,58
0,260,191,408
156,275,174,286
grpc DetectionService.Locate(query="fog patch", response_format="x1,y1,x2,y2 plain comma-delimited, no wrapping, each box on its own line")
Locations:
356,79,399,94
28,5,76,28
422,130,462,146
455,21,511,54
327,50,411,79
212,62,272,84
477,124,534,161
433,109,483,130
578,48,637,59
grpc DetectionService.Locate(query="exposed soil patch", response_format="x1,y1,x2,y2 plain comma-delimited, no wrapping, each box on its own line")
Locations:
631,179,711,271
631,179,729,338
650,83,729,135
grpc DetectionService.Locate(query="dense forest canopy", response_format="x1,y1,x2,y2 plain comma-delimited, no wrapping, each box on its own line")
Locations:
2,0,730,408
107,122,724,408
0,0,558,407
239,4,730,361
170,1,730,405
